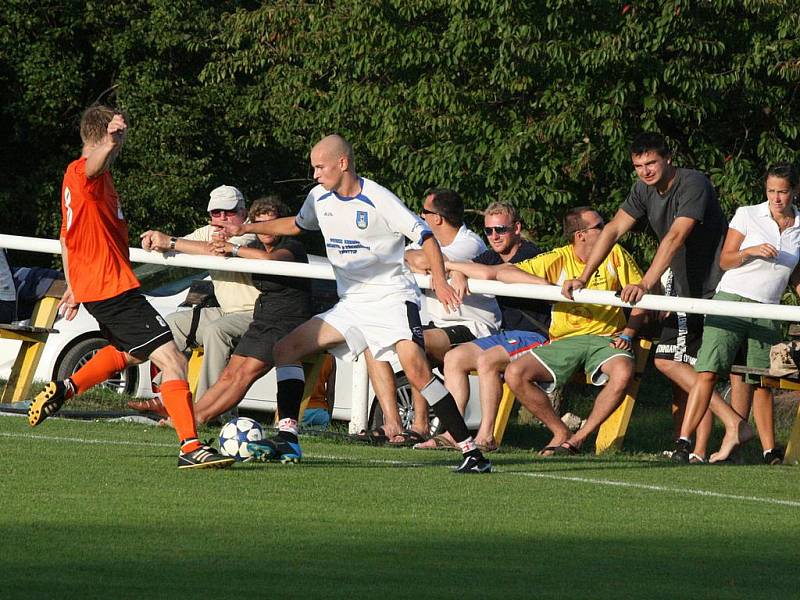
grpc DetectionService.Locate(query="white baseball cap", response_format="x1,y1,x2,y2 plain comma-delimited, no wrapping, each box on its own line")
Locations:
207,185,245,211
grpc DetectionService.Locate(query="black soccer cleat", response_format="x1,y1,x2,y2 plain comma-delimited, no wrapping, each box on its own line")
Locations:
671,438,691,464
28,380,74,427
454,454,492,474
178,444,235,469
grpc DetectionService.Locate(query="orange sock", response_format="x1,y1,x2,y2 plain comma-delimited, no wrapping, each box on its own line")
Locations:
69,345,128,394
160,379,200,452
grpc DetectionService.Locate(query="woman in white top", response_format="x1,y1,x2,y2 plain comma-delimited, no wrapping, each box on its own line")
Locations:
674,163,800,464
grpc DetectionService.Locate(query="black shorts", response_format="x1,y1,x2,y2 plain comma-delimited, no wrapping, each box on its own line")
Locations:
234,308,307,365
83,288,173,360
654,311,704,365
423,323,476,346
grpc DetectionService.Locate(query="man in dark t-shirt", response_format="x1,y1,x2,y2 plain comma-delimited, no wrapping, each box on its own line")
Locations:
561,132,736,461
452,201,549,335
192,198,312,425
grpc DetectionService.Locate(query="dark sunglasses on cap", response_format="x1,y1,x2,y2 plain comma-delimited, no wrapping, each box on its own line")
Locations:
483,225,512,235
209,208,239,217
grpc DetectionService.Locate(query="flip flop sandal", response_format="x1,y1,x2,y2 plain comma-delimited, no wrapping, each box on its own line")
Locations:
387,430,428,447
552,441,581,456
352,426,389,445
538,446,561,457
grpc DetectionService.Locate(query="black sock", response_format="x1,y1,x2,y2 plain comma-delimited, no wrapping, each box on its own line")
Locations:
430,394,471,443
276,377,304,422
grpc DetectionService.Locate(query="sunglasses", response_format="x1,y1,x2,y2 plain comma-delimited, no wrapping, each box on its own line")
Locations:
583,221,604,231
209,209,239,218
420,207,439,216
484,225,512,236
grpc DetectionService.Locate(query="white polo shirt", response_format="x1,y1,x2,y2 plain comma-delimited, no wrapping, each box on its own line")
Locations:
296,178,430,303
717,201,800,304
407,225,502,337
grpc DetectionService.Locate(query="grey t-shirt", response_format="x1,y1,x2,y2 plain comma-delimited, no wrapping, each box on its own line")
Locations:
621,168,726,299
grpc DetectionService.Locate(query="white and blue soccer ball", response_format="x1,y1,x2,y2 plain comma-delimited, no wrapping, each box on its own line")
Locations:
219,417,264,461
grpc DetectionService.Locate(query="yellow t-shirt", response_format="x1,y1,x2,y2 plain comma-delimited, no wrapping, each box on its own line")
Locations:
515,244,643,340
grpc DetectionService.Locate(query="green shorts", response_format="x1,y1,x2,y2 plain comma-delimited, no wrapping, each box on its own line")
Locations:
528,334,634,393
694,291,782,378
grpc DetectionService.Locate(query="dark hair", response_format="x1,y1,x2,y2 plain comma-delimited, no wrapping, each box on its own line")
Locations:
630,132,671,158
765,163,799,189
425,187,464,227
80,103,123,145
563,206,595,242
249,195,290,221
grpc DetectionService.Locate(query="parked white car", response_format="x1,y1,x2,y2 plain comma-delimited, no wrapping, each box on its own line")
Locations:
0,262,483,431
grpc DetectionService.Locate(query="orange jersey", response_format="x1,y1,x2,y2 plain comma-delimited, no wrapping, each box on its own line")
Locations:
60,157,139,302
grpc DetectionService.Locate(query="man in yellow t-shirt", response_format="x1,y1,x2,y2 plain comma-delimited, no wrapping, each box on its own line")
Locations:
447,207,647,455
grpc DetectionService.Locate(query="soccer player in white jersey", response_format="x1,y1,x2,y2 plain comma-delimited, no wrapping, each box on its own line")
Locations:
223,134,491,473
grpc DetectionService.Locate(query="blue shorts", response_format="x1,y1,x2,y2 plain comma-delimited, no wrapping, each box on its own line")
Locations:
471,330,548,358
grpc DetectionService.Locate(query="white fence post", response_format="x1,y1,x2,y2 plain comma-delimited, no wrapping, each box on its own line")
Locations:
348,355,370,435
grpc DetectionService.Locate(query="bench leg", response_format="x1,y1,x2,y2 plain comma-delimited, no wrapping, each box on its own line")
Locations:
784,401,800,465
186,347,205,399
492,383,517,446
2,340,47,403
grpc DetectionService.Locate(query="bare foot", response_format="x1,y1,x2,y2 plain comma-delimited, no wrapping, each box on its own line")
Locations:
475,437,498,452
413,432,457,450
710,420,754,463
156,417,175,429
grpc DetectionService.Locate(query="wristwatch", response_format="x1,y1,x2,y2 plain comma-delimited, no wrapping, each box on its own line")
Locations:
230,243,241,257
169,237,177,251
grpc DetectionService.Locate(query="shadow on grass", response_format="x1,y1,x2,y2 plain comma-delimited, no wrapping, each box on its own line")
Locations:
2,523,795,599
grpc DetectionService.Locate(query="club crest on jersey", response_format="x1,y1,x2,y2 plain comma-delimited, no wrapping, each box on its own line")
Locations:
355,211,368,229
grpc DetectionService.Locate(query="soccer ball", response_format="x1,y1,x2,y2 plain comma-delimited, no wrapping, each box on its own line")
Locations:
219,417,264,461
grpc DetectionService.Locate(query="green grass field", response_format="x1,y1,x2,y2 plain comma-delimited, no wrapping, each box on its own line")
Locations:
1,412,798,599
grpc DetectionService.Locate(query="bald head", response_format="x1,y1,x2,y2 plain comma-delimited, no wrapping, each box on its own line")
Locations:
312,134,355,167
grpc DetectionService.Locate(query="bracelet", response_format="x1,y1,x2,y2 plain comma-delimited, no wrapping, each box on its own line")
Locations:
230,243,241,257
169,237,177,251
618,333,633,343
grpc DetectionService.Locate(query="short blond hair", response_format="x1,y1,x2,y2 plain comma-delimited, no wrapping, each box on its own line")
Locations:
483,201,520,223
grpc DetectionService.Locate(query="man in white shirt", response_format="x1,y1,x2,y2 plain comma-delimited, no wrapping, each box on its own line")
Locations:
223,135,491,473
365,188,501,446
138,185,259,402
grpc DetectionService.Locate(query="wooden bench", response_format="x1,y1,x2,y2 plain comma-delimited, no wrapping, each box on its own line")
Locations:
729,364,800,465
492,338,653,454
0,279,67,402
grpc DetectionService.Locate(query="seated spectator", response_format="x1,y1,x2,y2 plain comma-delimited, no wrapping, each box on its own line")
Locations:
452,207,647,455
191,197,312,425
416,201,549,450
673,163,800,464
361,188,501,445
137,185,260,403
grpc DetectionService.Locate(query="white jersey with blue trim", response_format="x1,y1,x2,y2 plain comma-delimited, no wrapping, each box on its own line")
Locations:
296,177,430,301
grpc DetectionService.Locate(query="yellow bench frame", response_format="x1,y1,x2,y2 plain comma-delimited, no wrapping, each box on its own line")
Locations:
492,338,653,454
0,279,67,403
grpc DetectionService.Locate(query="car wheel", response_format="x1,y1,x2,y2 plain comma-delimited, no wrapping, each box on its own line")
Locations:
368,373,441,437
56,338,139,395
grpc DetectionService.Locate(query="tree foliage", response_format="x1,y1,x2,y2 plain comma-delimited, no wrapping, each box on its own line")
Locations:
1,0,799,266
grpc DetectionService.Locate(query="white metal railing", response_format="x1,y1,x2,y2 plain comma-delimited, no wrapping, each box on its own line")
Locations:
3,233,800,321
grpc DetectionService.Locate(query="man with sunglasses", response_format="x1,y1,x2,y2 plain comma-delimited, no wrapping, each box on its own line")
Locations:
138,185,259,404
448,207,646,455
561,133,728,462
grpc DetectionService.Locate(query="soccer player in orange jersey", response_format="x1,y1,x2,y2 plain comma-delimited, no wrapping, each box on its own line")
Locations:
27,103,233,469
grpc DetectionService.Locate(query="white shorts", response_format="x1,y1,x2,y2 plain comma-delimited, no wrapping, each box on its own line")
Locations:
316,294,424,362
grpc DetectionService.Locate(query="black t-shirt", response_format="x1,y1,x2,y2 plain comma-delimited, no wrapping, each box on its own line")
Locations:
620,168,727,299
473,240,549,333
251,237,312,320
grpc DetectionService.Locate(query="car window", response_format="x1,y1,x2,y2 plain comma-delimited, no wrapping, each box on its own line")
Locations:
134,264,208,297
